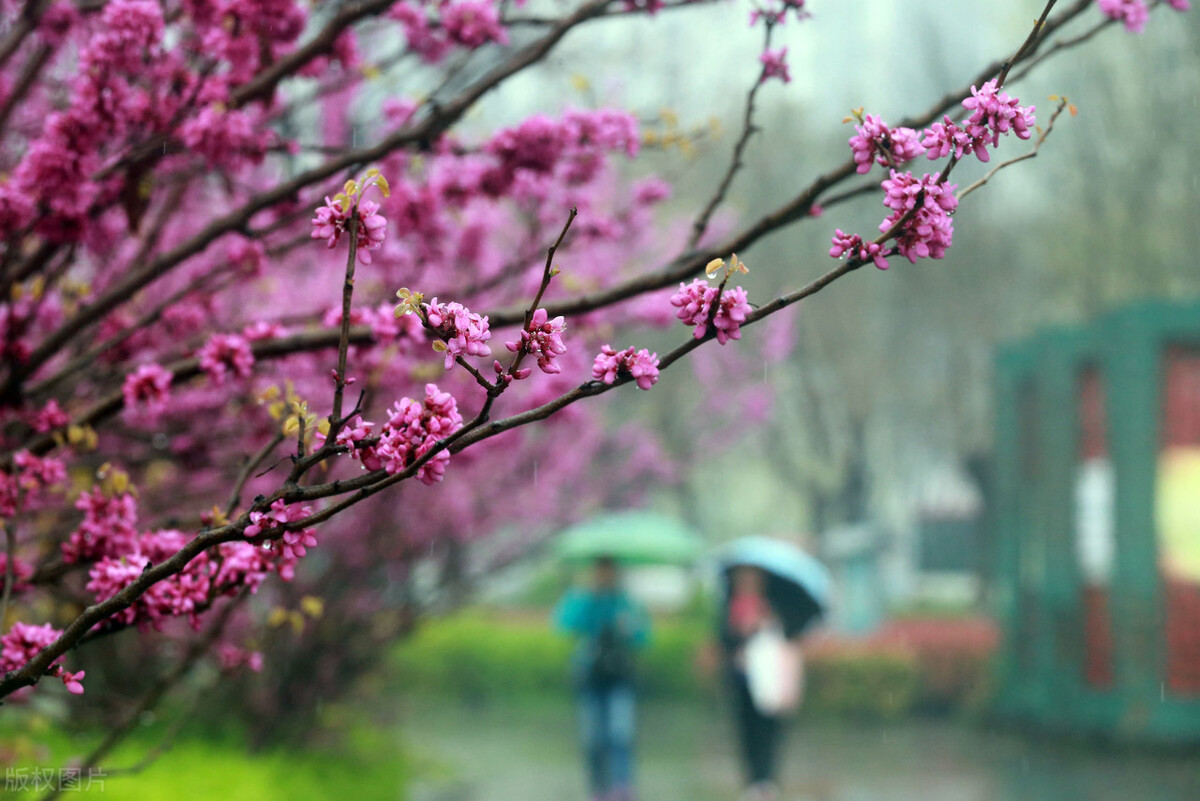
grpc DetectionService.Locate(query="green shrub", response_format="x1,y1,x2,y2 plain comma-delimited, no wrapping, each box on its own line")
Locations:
389,609,984,719
389,610,708,700
803,649,921,720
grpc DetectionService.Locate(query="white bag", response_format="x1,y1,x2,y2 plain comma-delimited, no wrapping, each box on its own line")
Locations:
744,623,804,716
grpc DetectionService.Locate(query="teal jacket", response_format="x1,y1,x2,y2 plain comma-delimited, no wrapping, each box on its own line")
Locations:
553,588,650,685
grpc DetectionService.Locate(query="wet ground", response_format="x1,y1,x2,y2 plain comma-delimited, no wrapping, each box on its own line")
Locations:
401,697,1200,801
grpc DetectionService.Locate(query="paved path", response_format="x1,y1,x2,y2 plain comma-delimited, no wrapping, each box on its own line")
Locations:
400,697,1200,801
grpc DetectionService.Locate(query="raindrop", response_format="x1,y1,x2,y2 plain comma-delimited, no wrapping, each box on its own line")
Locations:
1160,682,1165,702
533,460,539,484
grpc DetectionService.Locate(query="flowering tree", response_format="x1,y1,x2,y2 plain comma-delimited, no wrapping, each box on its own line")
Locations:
0,0,1188,752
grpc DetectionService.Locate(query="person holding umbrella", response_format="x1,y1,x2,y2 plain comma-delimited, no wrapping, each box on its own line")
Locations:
553,555,650,801
716,536,830,801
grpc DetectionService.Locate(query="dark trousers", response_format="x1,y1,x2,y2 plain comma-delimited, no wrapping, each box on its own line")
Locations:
729,670,782,785
577,681,636,798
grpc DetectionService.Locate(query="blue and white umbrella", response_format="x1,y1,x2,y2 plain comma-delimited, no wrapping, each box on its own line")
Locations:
719,535,832,634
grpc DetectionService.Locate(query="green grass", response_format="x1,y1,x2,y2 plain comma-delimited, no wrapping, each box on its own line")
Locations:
2,713,408,800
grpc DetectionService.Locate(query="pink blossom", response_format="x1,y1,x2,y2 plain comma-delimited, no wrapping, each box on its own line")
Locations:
959,80,1035,152
633,176,672,205
30,400,70,433
759,48,791,84
506,308,567,375
198,333,254,385
829,229,890,270
243,321,286,341
217,643,264,672
227,238,268,277
368,384,465,484
921,116,982,162
424,298,492,369
2,452,67,517
213,541,273,595
243,500,318,582
670,279,752,344
879,170,958,263
180,105,271,167
442,0,508,48
311,197,388,265
0,622,85,694
0,553,34,595
1097,0,1150,31
86,534,212,630
0,183,35,237
37,1,79,48
592,345,661,390
122,363,173,420
849,114,922,174
62,487,140,563
390,2,452,63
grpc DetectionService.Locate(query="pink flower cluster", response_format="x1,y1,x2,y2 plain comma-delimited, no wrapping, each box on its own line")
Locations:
390,0,508,63
198,333,255,385
921,80,1035,163
759,48,792,84
506,308,567,376
0,0,166,240
0,553,34,595
592,346,661,390
851,82,1034,174
424,299,492,369
179,104,272,168
61,487,140,563
30,400,70,433
670,279,752,344
481,109,639,196
0,622,85,694
829,230,891,270
380,385,464,485
834,78,1036,267
244,500,318,582
880,171,959,263
1099,0,1188,32
311,197,389,265
337,386,463,484
1,451,67,518
122,363,173,421
849,114,923,174
217,643,264,673
85,527,281,630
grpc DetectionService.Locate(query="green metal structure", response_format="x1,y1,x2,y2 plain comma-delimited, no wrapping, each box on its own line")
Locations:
992,299,1200,744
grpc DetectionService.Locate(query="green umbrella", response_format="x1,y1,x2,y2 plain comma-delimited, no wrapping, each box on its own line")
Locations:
554,511,702,566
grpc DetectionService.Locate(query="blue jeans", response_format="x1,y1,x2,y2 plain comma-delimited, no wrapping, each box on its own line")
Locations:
577,682,636,799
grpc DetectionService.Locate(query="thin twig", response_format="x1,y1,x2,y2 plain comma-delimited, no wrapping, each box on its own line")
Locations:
957,98,1070,202
225,433,286,517
687,22,775,250
329,213,360,429
996,0,1059,87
